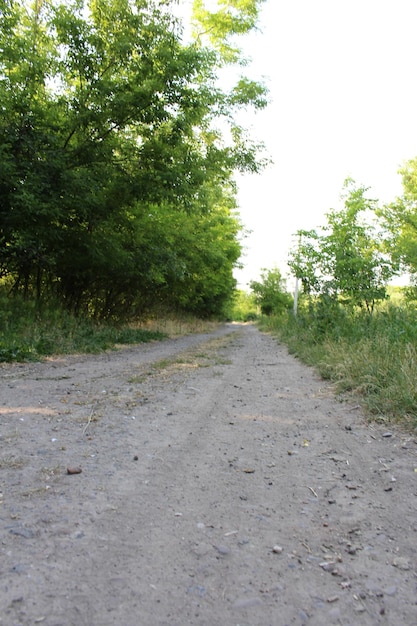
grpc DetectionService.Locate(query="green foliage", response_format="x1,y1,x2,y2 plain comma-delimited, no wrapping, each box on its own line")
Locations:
261,298,417,428
289,179,396,313
0,0,268,319
226,289,258,320
0,293,165,363
379,157,417,280
249,267,292,316
192,0,267,62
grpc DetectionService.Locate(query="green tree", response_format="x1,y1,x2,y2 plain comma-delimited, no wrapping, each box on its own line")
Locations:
227,289,258,321
287,230,322,297
0,0,268,318
380,157,417,282
288,180,395,313
249,267,292,316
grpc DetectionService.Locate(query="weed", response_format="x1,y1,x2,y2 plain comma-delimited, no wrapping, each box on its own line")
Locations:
0,456,26,470
40,466,62,478
260,302,417,427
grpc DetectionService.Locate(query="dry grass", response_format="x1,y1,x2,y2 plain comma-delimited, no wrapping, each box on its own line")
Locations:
127,333,235,384
265,305,417,427
0,455,26,470
137,317,221,337
317,336,417,423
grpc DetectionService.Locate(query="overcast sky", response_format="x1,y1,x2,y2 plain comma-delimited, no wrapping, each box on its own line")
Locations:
232,0,417,289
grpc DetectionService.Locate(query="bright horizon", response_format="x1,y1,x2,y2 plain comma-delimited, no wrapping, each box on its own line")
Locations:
232,0,417,290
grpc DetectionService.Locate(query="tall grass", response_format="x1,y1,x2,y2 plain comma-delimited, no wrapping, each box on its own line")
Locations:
137,315,222,336
260,301,417,428
0,295,166,362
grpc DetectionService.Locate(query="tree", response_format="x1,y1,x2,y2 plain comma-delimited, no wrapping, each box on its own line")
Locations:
288,180,395,313
0,0,268,317
379,157,417,282
249,267,292,316
287,230,322,297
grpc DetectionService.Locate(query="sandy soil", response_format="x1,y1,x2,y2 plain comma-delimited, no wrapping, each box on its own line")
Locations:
1,322,416,626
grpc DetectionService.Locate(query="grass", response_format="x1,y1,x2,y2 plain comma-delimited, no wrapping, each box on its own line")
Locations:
137,316,221,336
0,294,225,363
127,334,235,384
0,295,165,362
259,300,417,429
0,456,26,470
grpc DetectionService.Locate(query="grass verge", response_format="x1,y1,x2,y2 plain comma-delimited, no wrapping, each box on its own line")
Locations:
0,296,226,363
0,296,168,362
258,303,417,429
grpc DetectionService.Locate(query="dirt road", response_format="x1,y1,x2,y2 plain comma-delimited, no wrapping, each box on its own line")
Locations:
1,323,416,626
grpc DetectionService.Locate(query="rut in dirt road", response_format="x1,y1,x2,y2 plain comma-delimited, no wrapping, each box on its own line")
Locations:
1,323,416,626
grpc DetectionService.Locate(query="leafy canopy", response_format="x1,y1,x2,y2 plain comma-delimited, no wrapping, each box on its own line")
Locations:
0,0,268,318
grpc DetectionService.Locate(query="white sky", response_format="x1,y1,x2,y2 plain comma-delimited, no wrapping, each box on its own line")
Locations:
232,0,417,289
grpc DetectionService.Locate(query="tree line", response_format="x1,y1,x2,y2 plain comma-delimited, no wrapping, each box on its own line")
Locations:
250,170,417,318
0,0,267,319
287,170,417,313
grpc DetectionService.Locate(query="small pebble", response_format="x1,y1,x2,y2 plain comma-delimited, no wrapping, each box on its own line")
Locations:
9,527,36,539
187,585,206,597
67,467,82,475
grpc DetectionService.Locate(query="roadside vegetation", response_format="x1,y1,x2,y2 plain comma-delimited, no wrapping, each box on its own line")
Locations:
0,0,267,361
0,291,167,362
0,0,267,322
251,176,417,429
259,297,417,430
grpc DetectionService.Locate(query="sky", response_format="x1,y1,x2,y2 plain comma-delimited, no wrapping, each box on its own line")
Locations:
230,0,417,290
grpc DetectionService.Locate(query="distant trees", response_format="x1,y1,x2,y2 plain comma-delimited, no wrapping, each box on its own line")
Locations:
0,0,268,318
288,179,396,313
249,267,292,316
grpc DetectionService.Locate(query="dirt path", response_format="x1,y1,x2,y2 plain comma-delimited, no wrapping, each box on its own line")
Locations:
1,323,416,626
